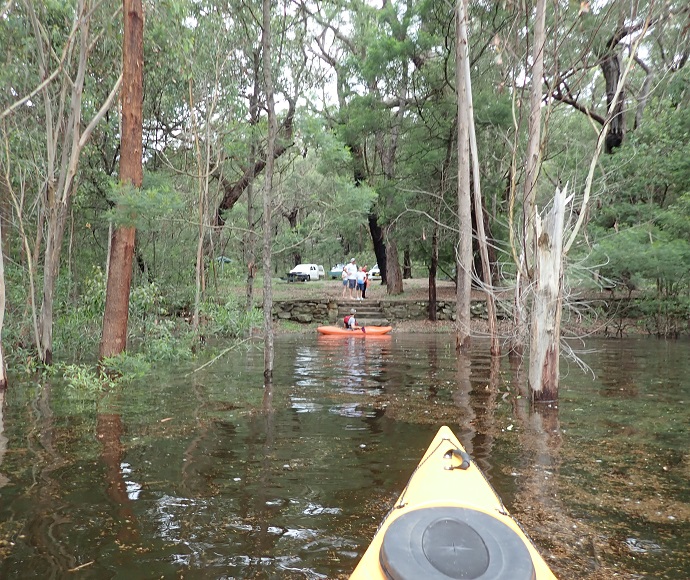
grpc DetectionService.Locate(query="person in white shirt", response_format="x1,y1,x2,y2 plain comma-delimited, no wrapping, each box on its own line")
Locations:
355,267,366,300
344,258,357,299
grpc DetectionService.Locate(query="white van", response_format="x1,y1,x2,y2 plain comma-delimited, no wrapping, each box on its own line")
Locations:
287,264,325,282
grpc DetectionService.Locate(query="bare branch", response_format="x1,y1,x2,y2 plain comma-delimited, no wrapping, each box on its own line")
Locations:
79,73,122,149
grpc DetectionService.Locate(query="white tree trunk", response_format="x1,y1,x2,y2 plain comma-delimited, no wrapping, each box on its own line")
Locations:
455,0,472,350
529,186,571,401
461,0,499,355
512,0,547,357
24,0,121,362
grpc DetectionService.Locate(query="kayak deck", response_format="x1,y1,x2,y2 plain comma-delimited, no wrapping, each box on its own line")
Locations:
316,325,392,336
350,425,557,579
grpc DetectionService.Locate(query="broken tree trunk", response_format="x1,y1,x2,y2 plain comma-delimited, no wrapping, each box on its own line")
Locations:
528,185,571,402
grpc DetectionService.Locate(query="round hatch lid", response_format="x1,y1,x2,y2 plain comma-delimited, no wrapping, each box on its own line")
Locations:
379,507,536,580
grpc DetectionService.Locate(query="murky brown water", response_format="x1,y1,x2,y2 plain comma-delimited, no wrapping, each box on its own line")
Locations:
0,334,688,578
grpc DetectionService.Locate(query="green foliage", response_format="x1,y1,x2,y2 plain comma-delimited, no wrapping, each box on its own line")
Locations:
636,295,690,338
136,318,195,363
582,87,690,308
200,301,262,338
103,179,184,231
2,0,690,353
589,225,690,297
58,363,117,398
100,352,152,381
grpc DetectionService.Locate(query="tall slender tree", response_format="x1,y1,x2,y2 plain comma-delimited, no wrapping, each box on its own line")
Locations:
459,0,500,355
455,0,472,350
100,0,143,359
261,0,278,381
0,214,6,390
18,0,122,363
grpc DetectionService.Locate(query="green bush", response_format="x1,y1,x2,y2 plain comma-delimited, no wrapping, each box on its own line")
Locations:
200,300,262,338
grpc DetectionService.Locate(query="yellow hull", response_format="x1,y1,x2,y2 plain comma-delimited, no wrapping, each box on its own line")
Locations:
350,426,557,579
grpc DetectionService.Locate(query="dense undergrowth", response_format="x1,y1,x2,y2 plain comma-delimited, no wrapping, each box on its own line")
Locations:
4,265,262,393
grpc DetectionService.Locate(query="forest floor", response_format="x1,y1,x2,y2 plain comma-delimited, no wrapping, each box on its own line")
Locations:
246,276,641,338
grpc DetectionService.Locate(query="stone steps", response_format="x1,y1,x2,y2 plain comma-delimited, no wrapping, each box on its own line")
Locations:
337,300,389,327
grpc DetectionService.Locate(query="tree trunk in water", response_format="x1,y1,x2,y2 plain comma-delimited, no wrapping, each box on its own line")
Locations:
529,186,570,402
460,1,499,355
40,206,69,364
512,0,546,357
428,228,438,321
100,0,143,359
188,78,208,333
32,1,121,363
261,0,277,381
455,0,472,351
385,240,403,295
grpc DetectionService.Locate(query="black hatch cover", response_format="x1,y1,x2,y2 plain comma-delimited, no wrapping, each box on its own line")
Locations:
379,507,536,580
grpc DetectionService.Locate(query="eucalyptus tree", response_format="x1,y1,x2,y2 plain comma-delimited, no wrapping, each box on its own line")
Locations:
1,1,122,363
100,0,143,359
261,0,278,380
305,0,429,289
546,0,689,151
269,134,376,268
500,0,686,395
455,0,472,349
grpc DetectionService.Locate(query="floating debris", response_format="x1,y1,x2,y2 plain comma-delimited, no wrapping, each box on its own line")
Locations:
625,537,662,553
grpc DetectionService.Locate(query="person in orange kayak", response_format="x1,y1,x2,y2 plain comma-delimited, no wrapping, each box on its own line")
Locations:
343,308,364,331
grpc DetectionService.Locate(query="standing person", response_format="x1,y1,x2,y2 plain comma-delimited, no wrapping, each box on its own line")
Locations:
341,267,348,298
361,265,369,299
345,258,357,299
356,266,366,300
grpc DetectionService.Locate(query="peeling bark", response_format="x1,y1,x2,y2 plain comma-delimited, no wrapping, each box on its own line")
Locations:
529,186,571,402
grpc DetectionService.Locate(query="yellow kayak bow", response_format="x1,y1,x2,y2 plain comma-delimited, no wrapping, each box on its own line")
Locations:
350,425,557,579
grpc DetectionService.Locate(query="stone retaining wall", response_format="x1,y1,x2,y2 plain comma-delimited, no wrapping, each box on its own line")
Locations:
378,299,488,321
272,299,497,324
272,299,339,324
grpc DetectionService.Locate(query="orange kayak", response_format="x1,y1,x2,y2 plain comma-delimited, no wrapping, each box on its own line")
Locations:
350,426,557,579
316,325,392,336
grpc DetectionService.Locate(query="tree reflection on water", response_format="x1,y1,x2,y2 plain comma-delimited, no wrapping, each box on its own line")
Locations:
0,335,688,578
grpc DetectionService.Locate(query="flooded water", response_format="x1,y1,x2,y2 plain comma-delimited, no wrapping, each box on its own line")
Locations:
0,334,688,579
